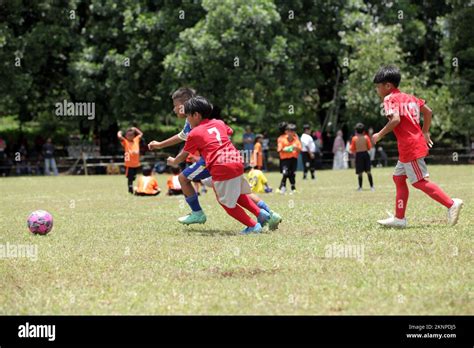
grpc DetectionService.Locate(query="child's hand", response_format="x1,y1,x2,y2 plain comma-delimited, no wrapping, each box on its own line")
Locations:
167,156,177,167
372,133,382,144
423,132,433,148
148,141,161,150
283,145,294,152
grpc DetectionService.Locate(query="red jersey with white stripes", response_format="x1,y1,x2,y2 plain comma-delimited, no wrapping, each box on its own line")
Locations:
383,88,429,162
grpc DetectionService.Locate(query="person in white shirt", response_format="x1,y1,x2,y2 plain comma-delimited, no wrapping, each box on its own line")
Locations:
300,124,316,180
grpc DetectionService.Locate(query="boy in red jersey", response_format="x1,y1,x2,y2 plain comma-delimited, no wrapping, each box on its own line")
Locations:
166,96,272,234
372,65,463,227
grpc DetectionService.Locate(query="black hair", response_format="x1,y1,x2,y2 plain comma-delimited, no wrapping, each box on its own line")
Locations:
278,121,288,135
355,123,365,134
286,123,297,132
142,165,152,176
244,165,252,172
171,87,196,102
303,124,311,130
184,96,213,118
373,65,401,87
210,104,222,120
255,134,263,143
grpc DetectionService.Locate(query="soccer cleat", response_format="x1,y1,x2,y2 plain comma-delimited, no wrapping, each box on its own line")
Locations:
178,211,207,225
240,223,263,235
276,186,286,194
356,187,362,192
447,198,463,226
377,212,407,228
268,211,282,231
370,187,375,192
257,209,271,227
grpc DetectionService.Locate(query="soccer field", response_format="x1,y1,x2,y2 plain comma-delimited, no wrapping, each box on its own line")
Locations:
1,165,472,315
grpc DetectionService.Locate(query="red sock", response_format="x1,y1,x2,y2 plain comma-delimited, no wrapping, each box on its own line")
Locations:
220,203,257,227
412,179,454,208
393,175,409,219
237,194,260,217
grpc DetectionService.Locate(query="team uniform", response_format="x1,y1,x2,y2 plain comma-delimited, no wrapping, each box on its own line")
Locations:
378,88,462,227
251,142,263,169
120,135,141,193
179,120,212,182
167,174,183,195
134,175,160,196
350,134,372,174
247,168,269,194
183,119,269,231
277,134,302,192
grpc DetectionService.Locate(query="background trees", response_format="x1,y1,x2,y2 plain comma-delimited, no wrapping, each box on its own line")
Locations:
1,0,472,151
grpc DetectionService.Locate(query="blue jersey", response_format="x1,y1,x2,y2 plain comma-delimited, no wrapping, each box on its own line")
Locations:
178,120,192,141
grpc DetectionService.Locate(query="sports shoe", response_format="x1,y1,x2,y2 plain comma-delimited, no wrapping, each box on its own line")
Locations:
240,223,263,235
370,187,375,192
377,212,407,228
178,211,207,225
447,198,463,226
276,186,286,194
268,211,282,231
257,209,271,227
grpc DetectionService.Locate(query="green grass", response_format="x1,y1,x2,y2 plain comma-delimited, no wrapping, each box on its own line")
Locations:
0,165,472,315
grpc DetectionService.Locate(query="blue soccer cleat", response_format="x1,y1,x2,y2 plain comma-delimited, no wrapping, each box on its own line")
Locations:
240,223,263,235
257,209,271,227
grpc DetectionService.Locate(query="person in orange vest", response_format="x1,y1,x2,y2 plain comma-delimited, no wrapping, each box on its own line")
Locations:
118,126,143,193
251,134,264,170
277,123,302,194
134,165,160,196
167,166,183,196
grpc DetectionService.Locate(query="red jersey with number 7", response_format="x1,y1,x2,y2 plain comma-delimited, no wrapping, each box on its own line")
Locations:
383,88,429,162
183,118,243,181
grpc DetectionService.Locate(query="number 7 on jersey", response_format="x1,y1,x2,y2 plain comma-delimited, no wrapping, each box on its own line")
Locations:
208,127,223,145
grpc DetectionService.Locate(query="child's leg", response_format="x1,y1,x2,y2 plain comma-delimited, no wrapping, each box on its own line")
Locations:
249,193,271,213
393,175,409,219
367,171,374,188
407,159,454,208
358,174,363,188
237,194,260,217
289,159,297,190
220,203,257,227
412,179,454,208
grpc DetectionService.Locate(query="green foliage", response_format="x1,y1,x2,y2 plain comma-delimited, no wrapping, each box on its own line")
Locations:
0,0,471,146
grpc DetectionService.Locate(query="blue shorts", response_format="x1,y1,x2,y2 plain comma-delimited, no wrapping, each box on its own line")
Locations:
182,157,211,181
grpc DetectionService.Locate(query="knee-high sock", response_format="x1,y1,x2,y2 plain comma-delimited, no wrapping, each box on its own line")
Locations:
393,175,409,219
220,203,256,227
367,172,374,187
412,179,454,208
237,194,260,217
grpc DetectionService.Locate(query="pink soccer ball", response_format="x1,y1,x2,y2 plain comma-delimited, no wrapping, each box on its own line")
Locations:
27,210,53,235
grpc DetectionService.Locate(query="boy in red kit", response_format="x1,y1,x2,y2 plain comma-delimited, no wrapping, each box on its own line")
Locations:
166,96,272,234
372,65,463,227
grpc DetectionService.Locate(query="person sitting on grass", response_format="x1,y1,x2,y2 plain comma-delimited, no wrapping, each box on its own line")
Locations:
134,165,160,196
245,165,272,194
167,166,184,196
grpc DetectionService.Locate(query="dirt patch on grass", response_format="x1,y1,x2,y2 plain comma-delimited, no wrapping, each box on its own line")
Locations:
209,266,280,279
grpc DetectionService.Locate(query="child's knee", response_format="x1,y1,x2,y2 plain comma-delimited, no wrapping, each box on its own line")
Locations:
412,178,427,189
178,172,190,184
393,175,407,184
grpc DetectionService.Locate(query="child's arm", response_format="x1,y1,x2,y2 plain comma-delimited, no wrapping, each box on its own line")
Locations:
132,127,143,138
148,134,183,151
167,150,189,167
117,130,125,141
373,114,401,144
420,104,434,148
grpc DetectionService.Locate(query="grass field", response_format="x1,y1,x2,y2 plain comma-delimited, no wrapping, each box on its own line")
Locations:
0,165,472,315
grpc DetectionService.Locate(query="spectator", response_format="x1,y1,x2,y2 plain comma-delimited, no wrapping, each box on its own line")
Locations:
377,146,388,167
251,134,264,170
300,124,316,180
106,159,120,175
0,136,8,176
42,138,59,176
243,126,255,161
332,130,347,170
261,131,270,171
